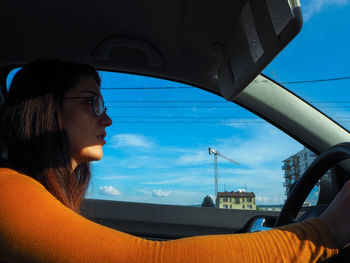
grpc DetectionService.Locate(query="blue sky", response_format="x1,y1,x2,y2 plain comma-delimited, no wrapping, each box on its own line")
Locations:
86,0,350,206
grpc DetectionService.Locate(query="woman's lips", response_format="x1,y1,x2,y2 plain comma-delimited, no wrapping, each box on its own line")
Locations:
97,132,107,144
97,132,106,139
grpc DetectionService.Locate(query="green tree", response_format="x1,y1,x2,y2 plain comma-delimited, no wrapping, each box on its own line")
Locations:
201,195,215,208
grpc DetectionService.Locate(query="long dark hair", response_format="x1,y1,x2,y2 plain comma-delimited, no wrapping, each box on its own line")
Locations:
0,60,101,213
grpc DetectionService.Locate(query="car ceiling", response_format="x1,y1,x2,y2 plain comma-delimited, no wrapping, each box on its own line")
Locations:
0,0,301,100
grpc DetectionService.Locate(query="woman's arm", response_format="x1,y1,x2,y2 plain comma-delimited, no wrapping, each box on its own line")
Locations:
319,180,350,249
0,168,338,263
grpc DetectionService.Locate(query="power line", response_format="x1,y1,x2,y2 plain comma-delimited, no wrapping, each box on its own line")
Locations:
105,100,350,103
316,106,350,108
108,121,267,124
108,120,350,124
281,76,350,85
105,100,227,103
110,116,258,119
313,101,350,104
107,106,237,108
101,76,350,90
101,86,193,90
106,105,350,109
109,116,350,119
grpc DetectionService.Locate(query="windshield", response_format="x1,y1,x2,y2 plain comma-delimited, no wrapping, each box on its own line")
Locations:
88,73,305,209
84,2,349,210
263,1,350,131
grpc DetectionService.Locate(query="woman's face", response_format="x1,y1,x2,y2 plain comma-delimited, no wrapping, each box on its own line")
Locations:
62,76,112,169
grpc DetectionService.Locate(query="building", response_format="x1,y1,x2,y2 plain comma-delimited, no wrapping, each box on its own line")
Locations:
282,147,330,199
257,205,283,211
216,191,256,210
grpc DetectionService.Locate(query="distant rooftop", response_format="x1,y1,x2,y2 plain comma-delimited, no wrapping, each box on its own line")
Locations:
217,191,255,198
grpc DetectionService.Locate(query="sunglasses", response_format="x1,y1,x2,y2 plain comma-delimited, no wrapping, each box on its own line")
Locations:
64,95,107,117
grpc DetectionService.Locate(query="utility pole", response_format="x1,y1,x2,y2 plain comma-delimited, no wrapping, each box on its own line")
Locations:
208,147,240,201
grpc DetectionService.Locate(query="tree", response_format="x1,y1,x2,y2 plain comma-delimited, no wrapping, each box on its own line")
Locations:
201,195,215,208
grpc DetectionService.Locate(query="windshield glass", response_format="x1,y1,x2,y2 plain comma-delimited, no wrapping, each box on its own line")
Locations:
263,1,350,131
83,72,320,210
6,68,318,209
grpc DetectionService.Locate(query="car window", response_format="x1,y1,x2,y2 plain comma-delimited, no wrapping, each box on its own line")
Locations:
79,71,320,210
5,70,324,210
263,2,350,133
6,68,20,89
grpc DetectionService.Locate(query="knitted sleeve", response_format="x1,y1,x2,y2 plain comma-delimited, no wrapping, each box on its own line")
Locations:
0,168,338,263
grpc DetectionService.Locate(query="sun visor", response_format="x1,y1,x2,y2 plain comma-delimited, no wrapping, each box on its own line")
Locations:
218,0,302,101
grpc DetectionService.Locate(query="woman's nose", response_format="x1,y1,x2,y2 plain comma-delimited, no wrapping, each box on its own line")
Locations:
99,112,112,127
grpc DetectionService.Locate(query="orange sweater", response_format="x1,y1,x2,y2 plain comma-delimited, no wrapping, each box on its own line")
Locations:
0,168,338,263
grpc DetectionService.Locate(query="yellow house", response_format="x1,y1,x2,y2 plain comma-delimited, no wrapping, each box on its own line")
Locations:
216,191,256,210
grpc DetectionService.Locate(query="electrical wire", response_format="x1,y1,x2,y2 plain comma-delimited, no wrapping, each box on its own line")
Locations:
109,116,258,118
104,100,350,103
108,121,267,124
281,76,350,85
102,86,193,90
106,105,350,109
101,76,350,90
105,100,227,103
107,106,236,108
108,120,350,124
109,116,350,119
100,76,350,124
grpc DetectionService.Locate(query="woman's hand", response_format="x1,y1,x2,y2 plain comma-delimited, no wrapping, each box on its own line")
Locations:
319,180,350,249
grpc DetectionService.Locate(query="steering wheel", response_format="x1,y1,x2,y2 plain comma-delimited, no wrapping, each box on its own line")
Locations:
275,142,350,227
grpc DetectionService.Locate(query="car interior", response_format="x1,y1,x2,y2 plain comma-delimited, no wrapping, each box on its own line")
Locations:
1,0,350,261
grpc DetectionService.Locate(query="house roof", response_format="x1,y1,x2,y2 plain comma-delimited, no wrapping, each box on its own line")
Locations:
217,191,255,198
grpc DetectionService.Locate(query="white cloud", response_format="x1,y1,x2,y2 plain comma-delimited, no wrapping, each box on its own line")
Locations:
211,125,301,167
98,185,121,196
256,195,269,203
109,134,152,148
135,188,173,198
137,167,285,200
152,189,172,197
141,173,212,186
302,0,349,22
99,175,133,180
256,194,284,205
128,189,208,205
93,122,302,205
175,150,210,165
170,124,300,169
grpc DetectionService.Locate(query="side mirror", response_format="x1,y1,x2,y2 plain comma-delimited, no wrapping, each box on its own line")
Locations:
249,217,273,232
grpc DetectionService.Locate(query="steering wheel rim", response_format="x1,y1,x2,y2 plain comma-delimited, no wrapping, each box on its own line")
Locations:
275,142,350,227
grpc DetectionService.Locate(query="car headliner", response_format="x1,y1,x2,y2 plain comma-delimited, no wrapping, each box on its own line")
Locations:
0,0,301,100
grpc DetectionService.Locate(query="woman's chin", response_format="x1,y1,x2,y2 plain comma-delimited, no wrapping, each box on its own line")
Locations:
87,153,103,162
74,149,104,164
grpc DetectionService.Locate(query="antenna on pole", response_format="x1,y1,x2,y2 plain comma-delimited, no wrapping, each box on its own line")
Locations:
209,147,240,203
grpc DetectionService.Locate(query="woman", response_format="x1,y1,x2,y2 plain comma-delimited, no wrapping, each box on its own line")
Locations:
0,60,346,262
0,60,111,213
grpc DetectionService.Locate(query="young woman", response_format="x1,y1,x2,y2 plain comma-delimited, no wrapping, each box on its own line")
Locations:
0,60,347,262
